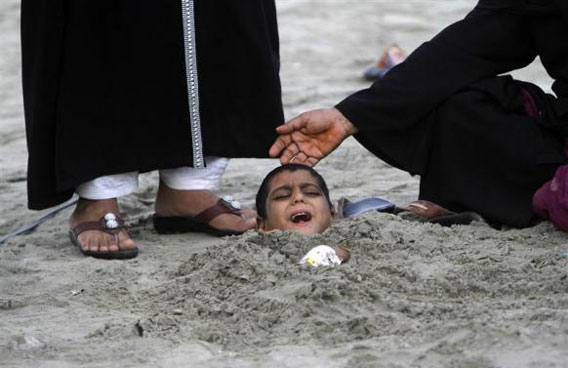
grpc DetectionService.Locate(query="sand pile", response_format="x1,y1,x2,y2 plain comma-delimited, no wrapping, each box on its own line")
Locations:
120,213,568,366
2,0,568,366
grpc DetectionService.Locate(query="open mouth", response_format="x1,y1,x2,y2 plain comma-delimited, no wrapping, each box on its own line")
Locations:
291,212,312,224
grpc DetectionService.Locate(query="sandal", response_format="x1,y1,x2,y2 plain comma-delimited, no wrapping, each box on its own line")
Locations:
153,196,246,237
69,212,139,259
397,200,484,226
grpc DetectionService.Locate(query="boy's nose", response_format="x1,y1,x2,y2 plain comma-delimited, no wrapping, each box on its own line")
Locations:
292,190,305,203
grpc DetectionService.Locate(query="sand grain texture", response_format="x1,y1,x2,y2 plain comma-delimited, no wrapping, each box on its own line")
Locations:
1,1,567,367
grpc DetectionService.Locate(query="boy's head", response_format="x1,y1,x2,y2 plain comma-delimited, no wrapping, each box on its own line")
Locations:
256,164,334,235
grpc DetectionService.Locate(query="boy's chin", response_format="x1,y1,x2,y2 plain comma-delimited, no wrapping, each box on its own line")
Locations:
289,223,327,235
292,228,319,235
259,220,329,235
259,226,322,235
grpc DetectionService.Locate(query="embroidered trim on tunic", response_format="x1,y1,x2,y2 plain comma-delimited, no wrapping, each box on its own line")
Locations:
181,0,204,168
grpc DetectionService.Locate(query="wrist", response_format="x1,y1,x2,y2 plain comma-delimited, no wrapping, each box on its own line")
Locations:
332,108,358,136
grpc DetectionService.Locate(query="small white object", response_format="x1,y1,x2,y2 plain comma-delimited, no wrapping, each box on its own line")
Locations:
106,220,119,229
299,245,342,267
223,196,242,210
104,213,116,221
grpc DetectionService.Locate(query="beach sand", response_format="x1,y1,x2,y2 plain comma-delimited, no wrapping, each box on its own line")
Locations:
1,1,567,367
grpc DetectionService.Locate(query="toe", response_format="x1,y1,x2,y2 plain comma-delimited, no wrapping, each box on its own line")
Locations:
99,234,110,253
118,230,137,251
245,216,258,231
86,235,98,253
74,231,91,252
242,207,257,220
106,232,119,252
78,234,90,252
237,214,257,232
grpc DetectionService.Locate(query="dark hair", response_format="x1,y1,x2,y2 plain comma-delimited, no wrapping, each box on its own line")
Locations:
255,163,332,219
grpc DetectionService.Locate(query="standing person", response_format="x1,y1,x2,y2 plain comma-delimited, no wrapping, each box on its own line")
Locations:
270,0,568,230
21,0,284,259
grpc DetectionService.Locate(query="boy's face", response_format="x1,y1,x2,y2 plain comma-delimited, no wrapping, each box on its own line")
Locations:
259,170,333,235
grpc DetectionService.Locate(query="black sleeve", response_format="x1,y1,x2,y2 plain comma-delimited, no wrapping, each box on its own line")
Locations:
335,7,537,174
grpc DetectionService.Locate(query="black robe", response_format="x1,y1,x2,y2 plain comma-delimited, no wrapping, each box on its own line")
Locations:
336,0,568,228
21,0,284,210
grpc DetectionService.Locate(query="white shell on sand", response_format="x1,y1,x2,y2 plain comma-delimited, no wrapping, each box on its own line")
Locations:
299,245,342,267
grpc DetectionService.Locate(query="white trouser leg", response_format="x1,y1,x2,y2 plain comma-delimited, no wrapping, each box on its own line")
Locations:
75,172,139,199
159,156,229,190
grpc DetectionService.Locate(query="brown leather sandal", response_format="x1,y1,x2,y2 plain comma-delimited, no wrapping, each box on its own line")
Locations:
397,200,484,226
152,196,246,237
69,212,139,260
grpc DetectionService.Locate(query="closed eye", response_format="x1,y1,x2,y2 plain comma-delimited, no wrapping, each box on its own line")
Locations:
300,183,324,197
272,190,291,200
304,191,321,197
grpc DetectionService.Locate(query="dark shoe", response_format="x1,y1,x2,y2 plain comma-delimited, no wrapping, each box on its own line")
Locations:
397,200,484,226
153,197,245,236
69,212,139,260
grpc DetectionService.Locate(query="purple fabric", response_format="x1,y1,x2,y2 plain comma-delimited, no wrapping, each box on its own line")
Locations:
533,165,568,232
520,87,539,118
525,87,568,232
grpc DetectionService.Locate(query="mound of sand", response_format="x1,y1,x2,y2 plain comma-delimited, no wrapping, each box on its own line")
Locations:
1,0,567,367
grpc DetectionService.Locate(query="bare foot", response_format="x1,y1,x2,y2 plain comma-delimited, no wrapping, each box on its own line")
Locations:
69,198,137,255
154,181,257,233
376,44,406,69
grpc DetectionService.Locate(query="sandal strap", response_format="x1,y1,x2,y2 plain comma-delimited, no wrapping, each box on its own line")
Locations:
71,213,126,237
195,199,241,224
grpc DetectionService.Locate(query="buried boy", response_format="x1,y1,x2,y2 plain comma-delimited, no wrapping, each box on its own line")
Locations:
255,163,480,235
254,163,480,266
255,163,348,266
255,163,335,236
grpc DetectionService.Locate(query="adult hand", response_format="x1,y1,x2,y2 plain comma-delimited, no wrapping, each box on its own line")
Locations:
269,108,357,166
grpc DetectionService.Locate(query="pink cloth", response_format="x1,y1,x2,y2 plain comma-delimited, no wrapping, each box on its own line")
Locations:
533,165,568,232
520,87,539,118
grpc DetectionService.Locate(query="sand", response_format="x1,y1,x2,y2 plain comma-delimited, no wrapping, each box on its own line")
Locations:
1,1,567,367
